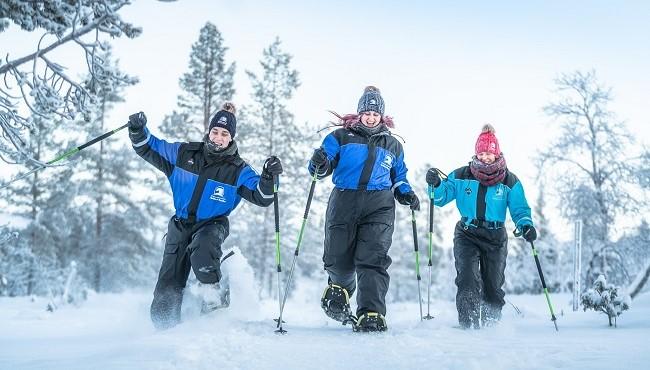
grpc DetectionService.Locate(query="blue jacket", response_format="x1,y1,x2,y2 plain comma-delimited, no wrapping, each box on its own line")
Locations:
308,126,412,194
433,165,533,229
130,127,274,222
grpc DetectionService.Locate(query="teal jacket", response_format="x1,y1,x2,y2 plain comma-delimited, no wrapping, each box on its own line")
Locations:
433,165,533,229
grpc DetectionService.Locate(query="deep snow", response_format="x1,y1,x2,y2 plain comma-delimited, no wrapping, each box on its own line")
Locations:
1,251,648,370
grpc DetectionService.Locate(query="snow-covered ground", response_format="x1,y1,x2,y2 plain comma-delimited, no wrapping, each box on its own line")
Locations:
1,253,648,370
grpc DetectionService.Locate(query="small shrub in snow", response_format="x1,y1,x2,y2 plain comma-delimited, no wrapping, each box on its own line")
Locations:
581,274,631,327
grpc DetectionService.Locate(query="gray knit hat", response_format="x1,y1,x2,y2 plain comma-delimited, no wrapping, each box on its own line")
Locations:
357,86,385,115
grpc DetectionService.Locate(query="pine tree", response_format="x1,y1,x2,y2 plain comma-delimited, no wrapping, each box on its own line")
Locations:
581,274,631,327
0,109,80,296
72,47,156,292
159,22,236,141
234,37,308,297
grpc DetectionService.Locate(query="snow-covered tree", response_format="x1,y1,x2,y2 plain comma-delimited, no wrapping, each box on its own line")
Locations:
0,227,25,295
0,0,141,166
234,37,308,297
158,22,235,141
617,221,650,298
581,274,631,327
0,46,159,296
71,47,156,292
538,70,648,287
0,98,82,296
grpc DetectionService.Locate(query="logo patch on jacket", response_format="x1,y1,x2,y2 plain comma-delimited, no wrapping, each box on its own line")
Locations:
381,154,393,170
465,187,472,195
493,184,505,200
210,186,227,203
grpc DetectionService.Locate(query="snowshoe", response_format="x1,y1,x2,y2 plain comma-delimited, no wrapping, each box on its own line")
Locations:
321,284,354,325
198,250,236,314
199,274,230,315
353,312,387,332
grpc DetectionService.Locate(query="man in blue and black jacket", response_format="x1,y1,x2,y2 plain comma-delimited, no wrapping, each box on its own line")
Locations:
128,103,282,329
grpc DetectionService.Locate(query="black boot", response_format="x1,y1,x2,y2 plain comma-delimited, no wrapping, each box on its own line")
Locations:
321,284,354,325
354,312,387,332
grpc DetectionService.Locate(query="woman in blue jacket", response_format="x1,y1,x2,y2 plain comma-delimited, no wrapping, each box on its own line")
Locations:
128,103,283,329
426,124,536,329
308,86,419,332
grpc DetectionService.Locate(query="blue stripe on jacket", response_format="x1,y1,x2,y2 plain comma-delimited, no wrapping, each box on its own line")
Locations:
309,129,413,193
139,131,269,221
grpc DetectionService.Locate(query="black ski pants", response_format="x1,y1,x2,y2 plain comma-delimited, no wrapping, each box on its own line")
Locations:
453,221,508,328
323,189,395,317
150,216,228,329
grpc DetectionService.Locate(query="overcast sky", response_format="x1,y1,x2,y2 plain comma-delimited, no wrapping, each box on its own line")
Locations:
2,0,649,239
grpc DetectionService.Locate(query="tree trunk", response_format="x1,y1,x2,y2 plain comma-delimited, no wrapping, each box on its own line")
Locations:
94,100,106,292
629,260,650,299
26,264,34,295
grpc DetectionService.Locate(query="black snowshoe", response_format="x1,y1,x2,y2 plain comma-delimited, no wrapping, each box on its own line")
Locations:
353,312,387,332
321,284,355,325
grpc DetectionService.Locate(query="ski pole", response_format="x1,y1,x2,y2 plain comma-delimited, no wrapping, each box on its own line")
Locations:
515,229,559,331
423,185,434,320
276,169,319,328
273,175,287,334
529,240,559,331
0,122,129,191
411,209,424,321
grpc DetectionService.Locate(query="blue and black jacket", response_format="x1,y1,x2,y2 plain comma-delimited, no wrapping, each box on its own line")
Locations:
308,126,412,194
130,127,274,222
433,165,533,229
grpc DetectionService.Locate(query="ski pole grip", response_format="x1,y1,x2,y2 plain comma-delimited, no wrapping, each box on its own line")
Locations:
273,174,279,192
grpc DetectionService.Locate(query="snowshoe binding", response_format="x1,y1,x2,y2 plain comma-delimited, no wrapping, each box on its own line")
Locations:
353,312,387,333
321,284,354,325
199,274,230,315
198,251,235,315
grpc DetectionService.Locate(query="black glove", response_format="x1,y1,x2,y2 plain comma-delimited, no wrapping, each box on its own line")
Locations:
395,190,420,211
128,112,147,131
426,168,441,188
262,156,283,179
310,148,328,169
522,225,537,242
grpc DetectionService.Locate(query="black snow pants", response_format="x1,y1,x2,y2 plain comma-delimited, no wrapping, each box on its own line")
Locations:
323,189,395,317
150,216,229,329
453,221,508,328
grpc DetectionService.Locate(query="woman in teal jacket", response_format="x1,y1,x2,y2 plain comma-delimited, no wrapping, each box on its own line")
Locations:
427,124,536,329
